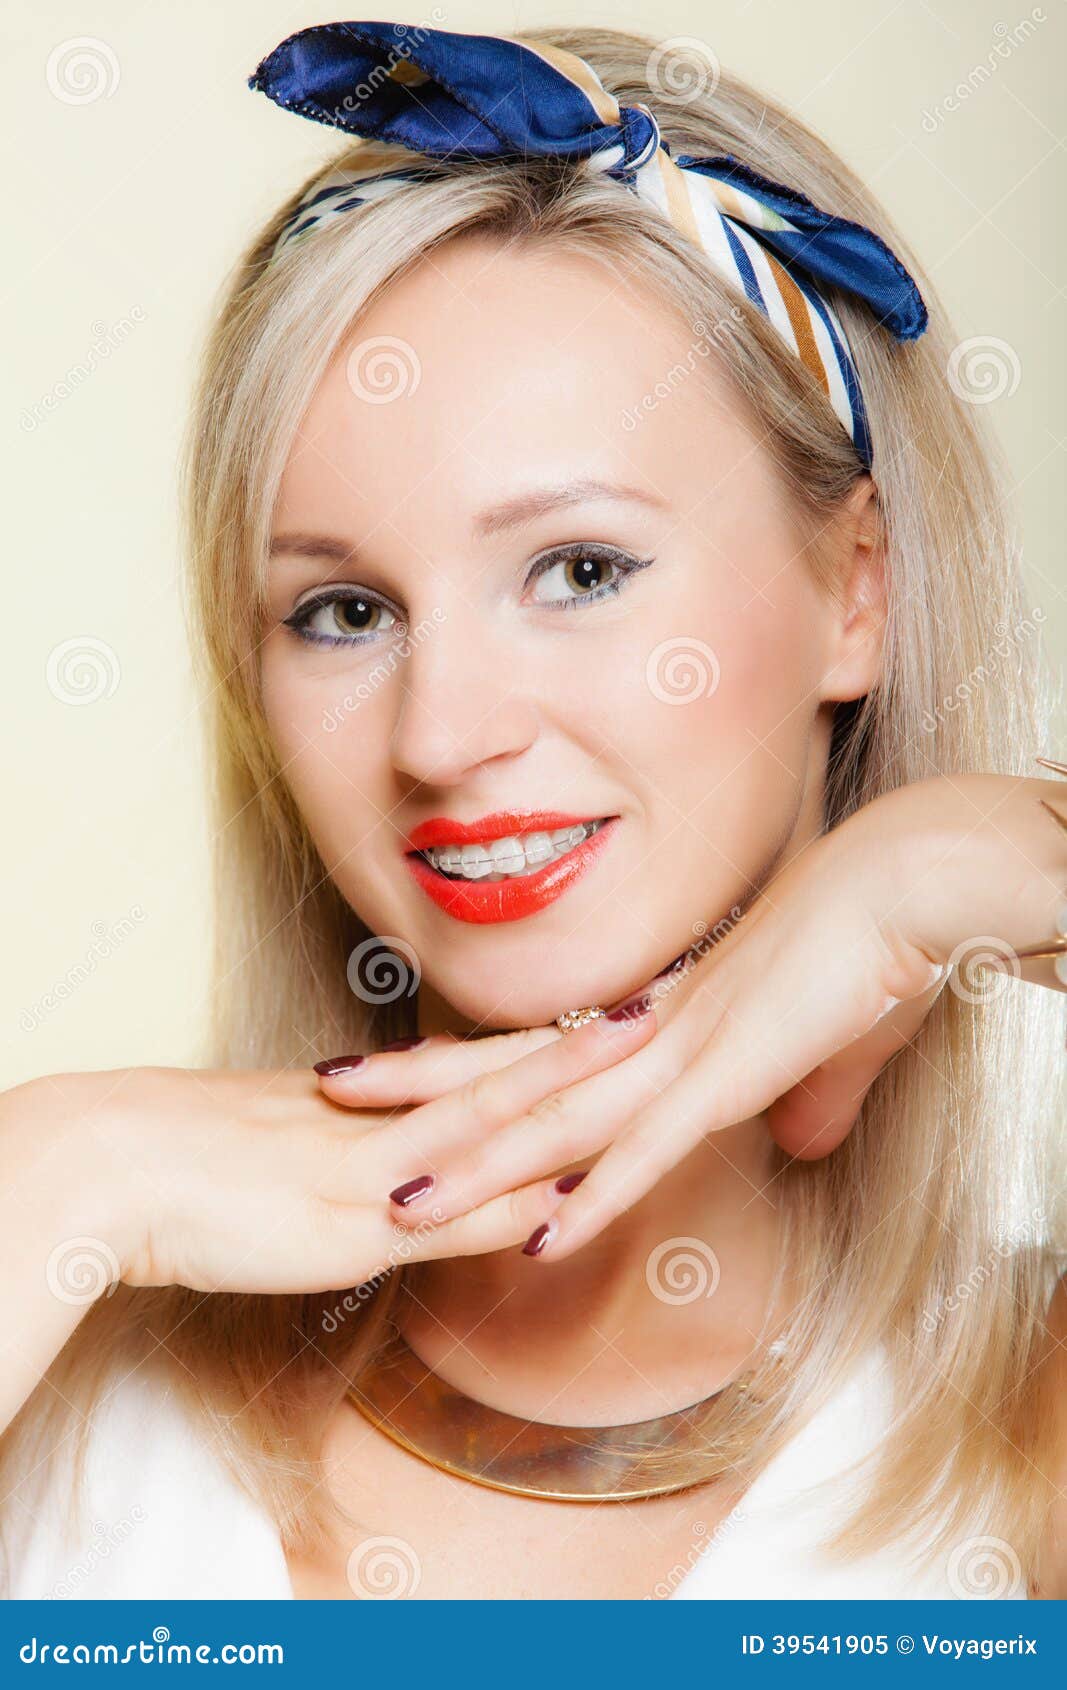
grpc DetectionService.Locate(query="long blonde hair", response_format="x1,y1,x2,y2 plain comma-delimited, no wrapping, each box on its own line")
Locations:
6,25,1064,1585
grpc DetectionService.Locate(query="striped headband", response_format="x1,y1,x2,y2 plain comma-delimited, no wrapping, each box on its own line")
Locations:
249,21,930,472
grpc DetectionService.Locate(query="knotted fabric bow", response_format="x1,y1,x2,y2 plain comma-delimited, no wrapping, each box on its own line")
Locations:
249,21,929,471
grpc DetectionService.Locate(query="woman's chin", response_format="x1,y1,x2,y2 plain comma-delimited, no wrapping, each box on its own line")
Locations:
426,976,631,1034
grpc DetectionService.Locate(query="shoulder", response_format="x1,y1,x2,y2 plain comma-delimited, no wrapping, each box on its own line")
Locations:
1,1358,289,1599
1033,1272,1067,1599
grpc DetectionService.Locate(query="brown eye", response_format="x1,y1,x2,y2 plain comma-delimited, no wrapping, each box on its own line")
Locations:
563,555,609,594
526,544,652,609
285,588,400,646
333,596,381,633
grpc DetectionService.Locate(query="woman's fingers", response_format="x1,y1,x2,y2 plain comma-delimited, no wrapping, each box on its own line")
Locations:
315,1024,561,1105
326,998,659,1206
541,906,945,1261
408,1019,691,1221
397,1172,582,1265
315,942,704,1110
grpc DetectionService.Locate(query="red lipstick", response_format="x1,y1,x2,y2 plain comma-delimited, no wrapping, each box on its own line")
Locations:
404,811,619,925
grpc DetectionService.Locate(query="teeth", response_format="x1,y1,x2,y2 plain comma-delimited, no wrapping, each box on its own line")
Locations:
425,820,605,882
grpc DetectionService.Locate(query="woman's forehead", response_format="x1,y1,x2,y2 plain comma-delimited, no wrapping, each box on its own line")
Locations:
276,241,763,537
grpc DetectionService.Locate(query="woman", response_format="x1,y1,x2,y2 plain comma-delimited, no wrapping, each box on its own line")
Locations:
1,20,1065,1601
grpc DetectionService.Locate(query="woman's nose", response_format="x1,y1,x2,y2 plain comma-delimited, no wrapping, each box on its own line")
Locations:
387,617,540,786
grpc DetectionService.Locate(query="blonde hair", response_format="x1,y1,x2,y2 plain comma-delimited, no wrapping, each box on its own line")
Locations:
5,25,1065,1586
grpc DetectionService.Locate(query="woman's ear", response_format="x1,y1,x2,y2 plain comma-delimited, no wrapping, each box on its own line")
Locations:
819,475,887,704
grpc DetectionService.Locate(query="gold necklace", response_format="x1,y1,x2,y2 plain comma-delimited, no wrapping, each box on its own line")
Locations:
346,1331,757,1503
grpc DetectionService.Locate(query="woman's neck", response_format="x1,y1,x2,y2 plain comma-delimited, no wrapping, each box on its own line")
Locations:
399,1113,789,1425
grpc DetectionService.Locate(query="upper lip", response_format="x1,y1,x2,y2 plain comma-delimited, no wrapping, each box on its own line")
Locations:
405,811,611,851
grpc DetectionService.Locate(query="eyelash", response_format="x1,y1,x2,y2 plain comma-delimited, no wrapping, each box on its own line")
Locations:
282,544,656,648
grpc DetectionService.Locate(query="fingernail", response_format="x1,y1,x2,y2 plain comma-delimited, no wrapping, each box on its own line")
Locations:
314,1055,366,1076
654,949,690,979
389,1173,435,1208
522,1217,558,1257
605,991,654,1022
554,1170,588,1194
379,1037,428,1052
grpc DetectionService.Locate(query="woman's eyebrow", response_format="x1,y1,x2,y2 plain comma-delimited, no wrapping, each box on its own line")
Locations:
472,478,668,539
269,534,356,563
268,480,667,564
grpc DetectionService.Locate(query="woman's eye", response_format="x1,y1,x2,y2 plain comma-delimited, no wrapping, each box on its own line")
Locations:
525,545,653,610
284,589,400,647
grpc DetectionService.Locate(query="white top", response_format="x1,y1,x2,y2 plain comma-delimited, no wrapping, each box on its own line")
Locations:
0,1342,1028,1600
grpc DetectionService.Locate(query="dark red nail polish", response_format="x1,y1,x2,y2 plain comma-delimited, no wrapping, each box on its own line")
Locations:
654,950,689,979
605,991,654,1022
314,1054,366,1076
522,1218,558,1257
389,1173,435,1207
554,1170,588,1194
379,1037,428,1052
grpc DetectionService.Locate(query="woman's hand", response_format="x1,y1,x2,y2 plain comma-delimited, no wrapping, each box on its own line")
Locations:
315,771,1067,1260
0,1016,654,1434
5,1021,655,1294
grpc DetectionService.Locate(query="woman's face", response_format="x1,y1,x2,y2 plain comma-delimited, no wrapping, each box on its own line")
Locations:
260,235,865,1030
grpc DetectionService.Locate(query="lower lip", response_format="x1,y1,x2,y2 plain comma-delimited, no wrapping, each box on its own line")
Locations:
405,818,620,925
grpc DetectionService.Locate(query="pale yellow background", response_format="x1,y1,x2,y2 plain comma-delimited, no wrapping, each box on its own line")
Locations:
5,0,1064,1086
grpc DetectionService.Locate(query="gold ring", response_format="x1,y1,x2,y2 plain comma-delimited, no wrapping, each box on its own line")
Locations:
555,1005,606,1033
